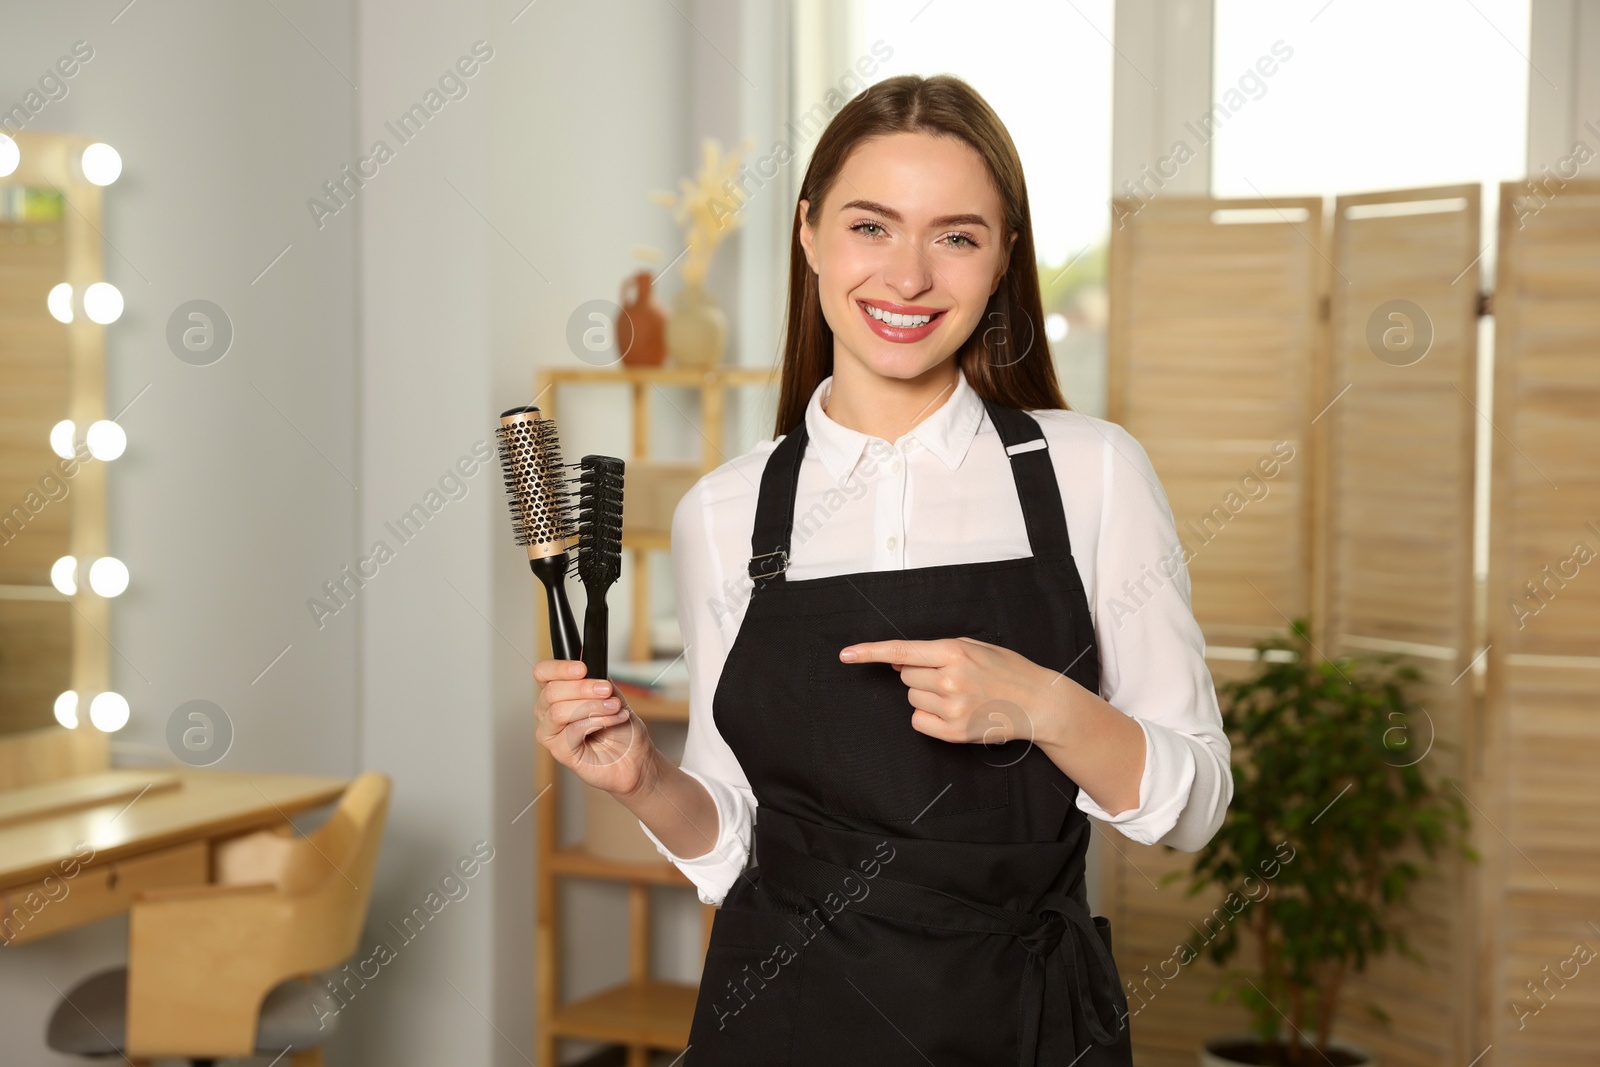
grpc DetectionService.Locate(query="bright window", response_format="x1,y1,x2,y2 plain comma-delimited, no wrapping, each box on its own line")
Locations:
1211,0,1530,237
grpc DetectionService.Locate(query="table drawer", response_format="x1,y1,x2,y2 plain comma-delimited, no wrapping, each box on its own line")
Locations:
1,840,209,945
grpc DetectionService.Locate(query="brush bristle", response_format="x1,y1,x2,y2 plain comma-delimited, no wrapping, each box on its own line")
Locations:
496,408,577,550
576,454,624,588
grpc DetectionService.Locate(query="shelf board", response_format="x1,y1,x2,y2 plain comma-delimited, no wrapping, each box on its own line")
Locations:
617,692,688,722
620,529,670,551
551,843,693,886
549,976,699,1047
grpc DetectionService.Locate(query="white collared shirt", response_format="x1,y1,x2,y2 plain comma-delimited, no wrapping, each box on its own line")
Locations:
639,365,1232,906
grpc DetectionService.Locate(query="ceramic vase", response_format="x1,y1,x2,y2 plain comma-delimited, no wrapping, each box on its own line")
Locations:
666,282,727,368
616,270,667,367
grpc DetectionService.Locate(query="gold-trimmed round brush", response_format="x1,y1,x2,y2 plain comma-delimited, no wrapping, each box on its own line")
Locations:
497,405,582,660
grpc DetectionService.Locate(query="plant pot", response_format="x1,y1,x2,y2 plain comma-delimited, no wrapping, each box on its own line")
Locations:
1200,1035,1377,1067
665,282,727,368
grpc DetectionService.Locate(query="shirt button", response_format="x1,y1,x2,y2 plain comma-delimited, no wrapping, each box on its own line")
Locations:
886,535,897,551
899,439,914,453
891,460,903,474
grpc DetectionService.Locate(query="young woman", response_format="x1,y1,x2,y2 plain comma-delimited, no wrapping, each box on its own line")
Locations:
534,73,1231,1066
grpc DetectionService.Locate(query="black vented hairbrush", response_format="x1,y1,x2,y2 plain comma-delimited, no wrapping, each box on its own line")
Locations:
575,455,624,680
497,405,582,660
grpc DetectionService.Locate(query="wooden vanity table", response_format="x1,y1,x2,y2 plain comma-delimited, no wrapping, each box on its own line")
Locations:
0,766,348,946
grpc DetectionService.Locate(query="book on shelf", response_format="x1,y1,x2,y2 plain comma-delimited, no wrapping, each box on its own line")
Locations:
608,658,690,702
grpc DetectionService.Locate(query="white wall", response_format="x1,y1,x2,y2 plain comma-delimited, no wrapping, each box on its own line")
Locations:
0,2,359,1062
1111,0,1214,198
478,2,749,1060
355,0,740,1064
352,0,725,1062
348,0,497,1062
2,0,738,1063
1530,0,1600,176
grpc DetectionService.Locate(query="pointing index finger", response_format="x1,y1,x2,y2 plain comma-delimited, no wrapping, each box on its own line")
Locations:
840,639,942,665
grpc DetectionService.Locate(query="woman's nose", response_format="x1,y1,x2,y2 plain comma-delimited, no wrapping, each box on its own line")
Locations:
884,241,934,297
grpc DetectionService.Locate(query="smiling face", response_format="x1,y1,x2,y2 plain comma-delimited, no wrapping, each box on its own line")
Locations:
799,130,1016,384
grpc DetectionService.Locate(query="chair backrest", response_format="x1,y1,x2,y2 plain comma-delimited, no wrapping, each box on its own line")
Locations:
124,770,393,1058
288,770,391,972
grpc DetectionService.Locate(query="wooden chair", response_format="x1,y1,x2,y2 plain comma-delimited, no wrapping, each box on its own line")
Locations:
45,771,391,1065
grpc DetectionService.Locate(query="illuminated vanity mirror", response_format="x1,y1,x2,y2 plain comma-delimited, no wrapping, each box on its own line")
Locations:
0,131,122,788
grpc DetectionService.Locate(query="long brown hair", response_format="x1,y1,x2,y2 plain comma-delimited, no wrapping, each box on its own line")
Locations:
772,73,1069,437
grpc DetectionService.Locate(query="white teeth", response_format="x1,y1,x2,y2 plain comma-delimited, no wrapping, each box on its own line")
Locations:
864,304,933,328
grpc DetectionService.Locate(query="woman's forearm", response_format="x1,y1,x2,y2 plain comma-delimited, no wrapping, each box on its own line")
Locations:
1035,677,1147,816
615,747,723,861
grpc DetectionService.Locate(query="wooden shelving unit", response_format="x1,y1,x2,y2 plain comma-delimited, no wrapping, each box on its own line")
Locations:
532,364,775,1067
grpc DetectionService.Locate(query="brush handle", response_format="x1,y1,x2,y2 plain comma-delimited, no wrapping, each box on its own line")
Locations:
582,597,609,681
530,554,582,661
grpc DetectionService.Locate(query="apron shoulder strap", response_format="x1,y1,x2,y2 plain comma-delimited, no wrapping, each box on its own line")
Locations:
747,420,807,583
980,397,1075,562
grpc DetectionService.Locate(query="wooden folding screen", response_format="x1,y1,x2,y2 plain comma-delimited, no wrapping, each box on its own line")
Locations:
1107,196,1325,649
1104,196,1326,1064
1482,178,1600,1065
1317,185,1482,1066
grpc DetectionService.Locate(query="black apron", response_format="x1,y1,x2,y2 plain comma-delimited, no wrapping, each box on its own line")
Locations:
684,396,1134,1066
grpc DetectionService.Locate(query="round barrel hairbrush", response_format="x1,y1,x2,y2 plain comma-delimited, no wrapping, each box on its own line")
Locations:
497,405,582,660
576,454,624,681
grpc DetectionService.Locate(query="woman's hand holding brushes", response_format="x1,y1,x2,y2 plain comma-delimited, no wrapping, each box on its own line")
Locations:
531,451,646,795
537,451,636,793
532,658,656,798
497,400,647,792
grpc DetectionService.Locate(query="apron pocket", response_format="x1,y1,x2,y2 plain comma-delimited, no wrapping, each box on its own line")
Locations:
687,904,807,1066
805,630,1012,822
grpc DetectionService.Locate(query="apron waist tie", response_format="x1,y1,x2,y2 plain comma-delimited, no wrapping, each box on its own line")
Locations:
755,832,1129,1065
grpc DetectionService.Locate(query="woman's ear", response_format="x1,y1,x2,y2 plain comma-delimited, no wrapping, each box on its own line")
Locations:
991,229,1019,295
798,198,819,274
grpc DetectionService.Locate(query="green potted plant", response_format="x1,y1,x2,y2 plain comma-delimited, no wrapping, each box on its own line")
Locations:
1163,618,1477,1067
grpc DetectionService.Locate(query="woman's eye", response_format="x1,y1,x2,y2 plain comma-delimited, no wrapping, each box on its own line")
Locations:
849,222,977,248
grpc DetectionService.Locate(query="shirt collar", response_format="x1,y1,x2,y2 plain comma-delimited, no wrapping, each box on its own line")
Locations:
802,363,987,484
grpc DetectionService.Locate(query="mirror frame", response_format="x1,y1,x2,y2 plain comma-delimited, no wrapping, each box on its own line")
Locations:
0,131,112,788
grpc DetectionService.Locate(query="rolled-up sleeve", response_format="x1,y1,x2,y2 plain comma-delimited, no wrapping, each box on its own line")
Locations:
1073,423,1232,852
636,478,758,906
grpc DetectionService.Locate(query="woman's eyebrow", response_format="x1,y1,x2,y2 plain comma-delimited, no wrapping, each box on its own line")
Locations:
839,198,991,229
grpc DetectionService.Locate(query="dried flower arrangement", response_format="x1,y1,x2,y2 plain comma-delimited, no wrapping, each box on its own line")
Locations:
647,135,756,289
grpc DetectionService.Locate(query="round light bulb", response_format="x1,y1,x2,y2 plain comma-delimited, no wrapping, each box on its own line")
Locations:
50,556,77,596
47,282,74,324
81,143,122,186
86,420,126,461
0,134,18,178
89,691,130,732
50,420,76,460
88,556,129,597
84,282,123,325
54,691,80,729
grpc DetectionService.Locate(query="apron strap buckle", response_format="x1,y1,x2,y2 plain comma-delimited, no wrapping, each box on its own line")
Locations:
748,547,789,581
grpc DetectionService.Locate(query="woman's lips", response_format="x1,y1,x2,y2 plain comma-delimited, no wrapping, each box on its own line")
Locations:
857,300,946,343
